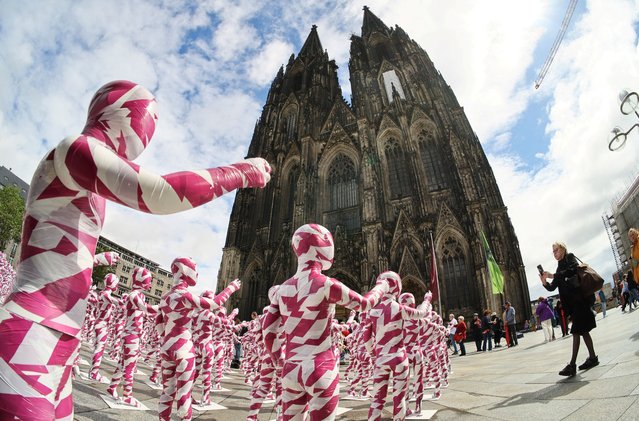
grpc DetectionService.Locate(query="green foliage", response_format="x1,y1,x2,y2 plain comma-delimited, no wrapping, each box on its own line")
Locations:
0,186,25,250
92,244,117,287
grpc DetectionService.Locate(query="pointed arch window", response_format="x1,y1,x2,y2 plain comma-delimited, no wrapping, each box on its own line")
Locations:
329,155,358,210
441,236,470,309
384,138,411,198
285,112,297,140
324,154,360,232
419,131,447,191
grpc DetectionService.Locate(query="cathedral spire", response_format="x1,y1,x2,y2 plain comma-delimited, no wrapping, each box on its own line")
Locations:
361,6,390,38
298,24,324,59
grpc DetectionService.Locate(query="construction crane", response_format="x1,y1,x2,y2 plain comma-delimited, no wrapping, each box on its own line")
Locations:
534,0,578,89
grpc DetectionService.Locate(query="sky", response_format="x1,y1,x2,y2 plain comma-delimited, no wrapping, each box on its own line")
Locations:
1,0,639,301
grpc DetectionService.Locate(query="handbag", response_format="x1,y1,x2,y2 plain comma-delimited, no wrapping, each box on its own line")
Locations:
574,256,604,296
566,274,581,291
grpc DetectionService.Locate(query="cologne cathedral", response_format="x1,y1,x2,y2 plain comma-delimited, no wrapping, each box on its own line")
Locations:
218,7,531,322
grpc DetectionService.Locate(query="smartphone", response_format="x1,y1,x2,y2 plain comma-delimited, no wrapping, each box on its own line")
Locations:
537,264,544,275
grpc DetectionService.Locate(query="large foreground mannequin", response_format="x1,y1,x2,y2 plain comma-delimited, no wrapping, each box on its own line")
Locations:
0,80,271,420
263,224,389,421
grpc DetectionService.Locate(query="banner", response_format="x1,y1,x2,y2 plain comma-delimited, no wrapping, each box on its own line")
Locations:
480,231,505,295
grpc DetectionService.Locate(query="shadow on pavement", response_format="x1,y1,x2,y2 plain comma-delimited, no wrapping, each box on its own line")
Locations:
488,379,589,409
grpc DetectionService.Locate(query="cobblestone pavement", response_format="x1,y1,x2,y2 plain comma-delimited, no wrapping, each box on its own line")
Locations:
72,305,639,420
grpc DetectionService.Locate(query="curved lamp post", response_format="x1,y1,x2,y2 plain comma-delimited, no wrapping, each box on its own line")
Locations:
609,90,639,151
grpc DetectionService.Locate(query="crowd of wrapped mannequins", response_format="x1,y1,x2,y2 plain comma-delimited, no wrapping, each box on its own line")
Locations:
71,227,452,421
0,80,454,421
74,254,244,413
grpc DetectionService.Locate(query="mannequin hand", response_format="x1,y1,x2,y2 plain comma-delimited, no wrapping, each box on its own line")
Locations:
237,158,272,188
229,278,241,290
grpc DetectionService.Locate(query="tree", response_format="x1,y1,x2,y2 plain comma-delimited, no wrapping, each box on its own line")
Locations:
0,186,25,250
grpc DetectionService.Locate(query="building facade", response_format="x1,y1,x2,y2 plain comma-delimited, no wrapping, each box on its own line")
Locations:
0,166,29,201
218,8,530,322
96,236,173,305
604,172,639,280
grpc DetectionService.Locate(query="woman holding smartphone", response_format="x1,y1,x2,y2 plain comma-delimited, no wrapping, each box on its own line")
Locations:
539,241,598,377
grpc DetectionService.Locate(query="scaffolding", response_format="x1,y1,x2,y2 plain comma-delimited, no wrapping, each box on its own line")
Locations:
602,213,626,279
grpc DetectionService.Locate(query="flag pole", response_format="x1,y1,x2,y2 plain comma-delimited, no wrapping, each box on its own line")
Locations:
429,230,442,318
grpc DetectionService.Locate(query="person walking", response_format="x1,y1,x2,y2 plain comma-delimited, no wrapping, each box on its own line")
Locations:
597,289,607,318
622,275,633,313
536,297,555,343
471,313,482,352
453,316,467,356
627,268,639,307
481,310,493,351
616,280,624,308
448,314,458,355
490,312,503,347
613,280,620,307
540,241,599,377
504,302,518,347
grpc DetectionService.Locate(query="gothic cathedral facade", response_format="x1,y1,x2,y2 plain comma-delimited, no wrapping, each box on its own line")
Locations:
218,8,531,322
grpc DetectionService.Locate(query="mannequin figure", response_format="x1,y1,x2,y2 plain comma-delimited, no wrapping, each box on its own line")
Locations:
157,257,241,420
263,224,389,421
365,272,429,421
108,267,157,406
89,273,120,381
0,80,270,420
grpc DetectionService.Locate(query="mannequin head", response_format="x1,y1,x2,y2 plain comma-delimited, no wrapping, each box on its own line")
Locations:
291,224,334,271
83,80,158,160
171,257,197,287
132,267,152,290
399,292,415,308
377,271,402,298
103,273,118,291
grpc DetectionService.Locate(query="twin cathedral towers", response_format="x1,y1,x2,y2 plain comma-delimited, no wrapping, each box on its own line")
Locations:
217,7,531,322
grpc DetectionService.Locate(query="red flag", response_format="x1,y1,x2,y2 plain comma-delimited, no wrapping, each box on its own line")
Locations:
430,235,439,302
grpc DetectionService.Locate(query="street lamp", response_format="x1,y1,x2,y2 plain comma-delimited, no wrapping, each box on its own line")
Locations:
608,89,639,151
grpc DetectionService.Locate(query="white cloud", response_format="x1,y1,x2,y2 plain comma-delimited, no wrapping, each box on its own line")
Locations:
2,0,639,306
247,39,294,86
493,0,639,299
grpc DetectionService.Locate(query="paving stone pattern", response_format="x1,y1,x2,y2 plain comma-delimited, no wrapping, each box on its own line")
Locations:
73,306,639,420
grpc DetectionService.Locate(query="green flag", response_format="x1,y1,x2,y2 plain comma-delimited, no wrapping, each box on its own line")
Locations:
481,231,505,295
